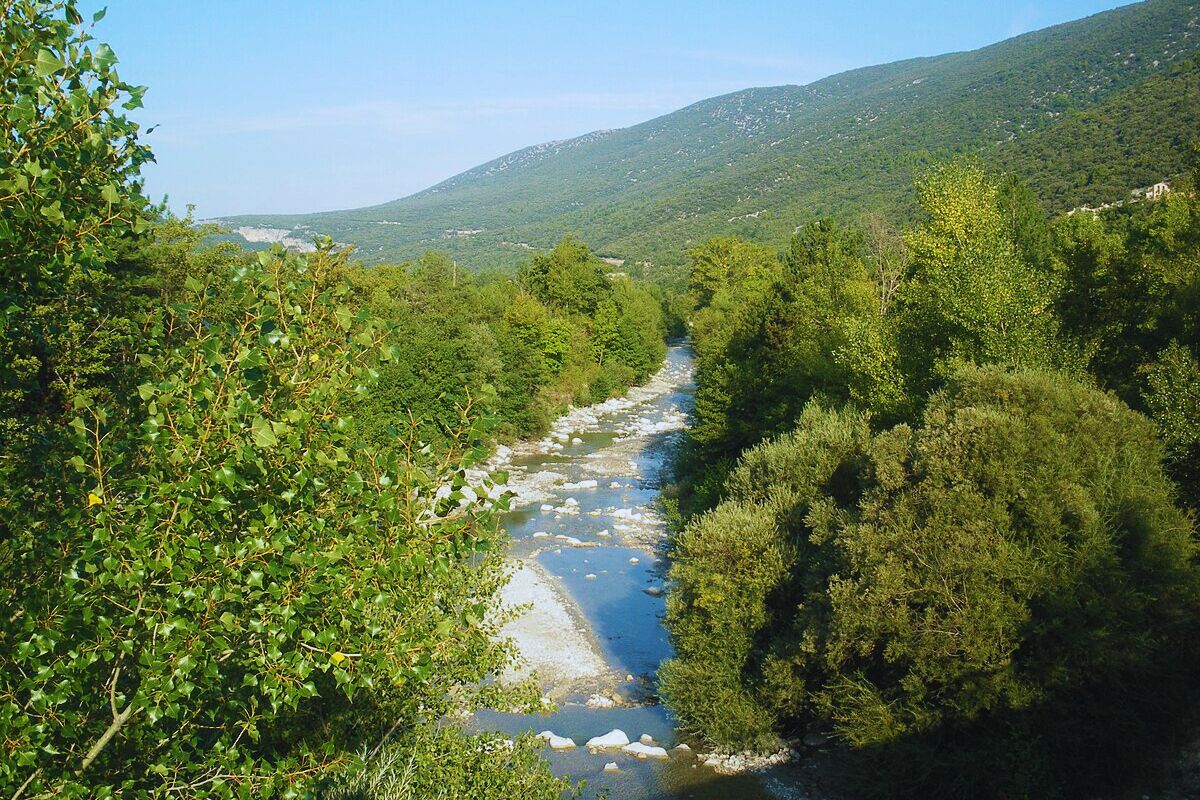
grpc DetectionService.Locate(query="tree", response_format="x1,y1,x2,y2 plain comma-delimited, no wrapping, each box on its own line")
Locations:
0,247,536,798
0,0,152,445
664,368,1200,798
900,162,1069,394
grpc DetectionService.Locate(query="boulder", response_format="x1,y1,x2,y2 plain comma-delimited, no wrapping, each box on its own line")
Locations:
622,742,669,759
639,733,655,745
585,729,630,749
603,762,620,773
535,731,576,750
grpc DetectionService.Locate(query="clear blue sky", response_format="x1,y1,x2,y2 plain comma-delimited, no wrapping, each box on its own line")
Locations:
79,1,1135,218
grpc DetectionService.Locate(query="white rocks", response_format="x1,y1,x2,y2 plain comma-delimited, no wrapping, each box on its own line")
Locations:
586,729,630,749
673,743,692,752
629,557,640,565
585,694,616,709
597,530,611,538
622,742,669,760
540,504,555,512
644,585,664,597
639,733,656,745
532,531,549,539
609,481,622,489
603,762,620,772
700,747,795,774
554,534,583,546
536,731,576,750
572,437,583,444
585,573,597,580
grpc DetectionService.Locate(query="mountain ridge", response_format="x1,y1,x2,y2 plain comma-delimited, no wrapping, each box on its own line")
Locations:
222,0,1200,279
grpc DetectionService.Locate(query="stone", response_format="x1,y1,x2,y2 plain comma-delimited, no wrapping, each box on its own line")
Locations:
535,731,576,750
629,557,639,564
585,729,630,749
585,573,597,580
586,694,615,709
639,733,655,745
622,742,669,759
644,585,664,597
673,743,692,752
603,762,620,772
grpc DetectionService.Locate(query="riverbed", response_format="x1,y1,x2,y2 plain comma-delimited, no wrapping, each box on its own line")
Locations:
474,345,808,799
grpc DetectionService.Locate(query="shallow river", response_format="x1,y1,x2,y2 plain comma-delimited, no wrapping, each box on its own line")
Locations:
473,345,807,799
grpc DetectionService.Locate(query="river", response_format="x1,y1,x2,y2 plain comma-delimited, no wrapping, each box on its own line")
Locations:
473,345,807,799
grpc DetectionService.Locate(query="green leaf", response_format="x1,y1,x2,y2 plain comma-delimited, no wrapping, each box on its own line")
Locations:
100,183,120,204
251,416,278,449
94,43,117,71
34,49,65,78
93,7,108,23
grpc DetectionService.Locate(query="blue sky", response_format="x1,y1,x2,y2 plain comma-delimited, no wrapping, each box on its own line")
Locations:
79,1,1134,218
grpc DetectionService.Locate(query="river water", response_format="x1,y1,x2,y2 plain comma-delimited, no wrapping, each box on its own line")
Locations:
473,345,807,799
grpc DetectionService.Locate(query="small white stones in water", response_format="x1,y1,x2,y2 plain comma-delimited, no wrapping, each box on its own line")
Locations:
555,535,582,545
603,762,620,772
585,573,597,580
540,504,554,512
532,531,549,539
629,557,640,565
639,733,656,745
572,437,583,444
586,729,630,749
674,743,692,752
609,481,622,489
644,585,664,596
597,529,611,538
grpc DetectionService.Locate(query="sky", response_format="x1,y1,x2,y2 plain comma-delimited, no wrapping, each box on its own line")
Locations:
78,0,1135,218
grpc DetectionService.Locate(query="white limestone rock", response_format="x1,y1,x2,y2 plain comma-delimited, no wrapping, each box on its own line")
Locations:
585,729,630,749
622,742,669,759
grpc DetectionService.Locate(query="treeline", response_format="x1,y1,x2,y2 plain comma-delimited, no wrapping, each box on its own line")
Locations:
0,5,669,798
345,236,672,451
661,160,1200,798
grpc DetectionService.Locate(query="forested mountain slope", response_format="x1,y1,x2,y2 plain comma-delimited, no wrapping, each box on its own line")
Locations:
224,0,1200,278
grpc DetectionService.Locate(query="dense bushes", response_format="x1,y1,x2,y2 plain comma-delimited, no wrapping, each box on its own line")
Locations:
664,370,1200,797
665,158,1200,797
346,238,667,445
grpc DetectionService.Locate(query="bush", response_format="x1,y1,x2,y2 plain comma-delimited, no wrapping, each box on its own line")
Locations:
0,249,529,798
664,367,1200,797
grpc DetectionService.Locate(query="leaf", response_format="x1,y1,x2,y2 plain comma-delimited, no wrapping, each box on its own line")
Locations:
251,416,277,449
100,183,120,204
94,43,117,71
93,7,108,23
34,49,65,78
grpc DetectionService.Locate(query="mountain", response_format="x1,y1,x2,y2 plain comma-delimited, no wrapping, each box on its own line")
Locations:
222,0,1200,281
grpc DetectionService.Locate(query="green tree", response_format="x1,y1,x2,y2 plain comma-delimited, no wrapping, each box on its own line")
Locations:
0,248,544,798
1,0,152,473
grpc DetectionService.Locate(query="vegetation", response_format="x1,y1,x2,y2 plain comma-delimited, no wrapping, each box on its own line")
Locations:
0,4,664,797
228,0,1200,281
662,158,1200,798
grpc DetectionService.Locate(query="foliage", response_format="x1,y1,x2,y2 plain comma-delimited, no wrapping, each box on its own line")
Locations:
664,369,1200,798
0,0,152,466
318,728,569,800
0,247,551,798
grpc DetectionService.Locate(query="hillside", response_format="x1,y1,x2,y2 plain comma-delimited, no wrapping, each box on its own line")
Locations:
223,0,1200,279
